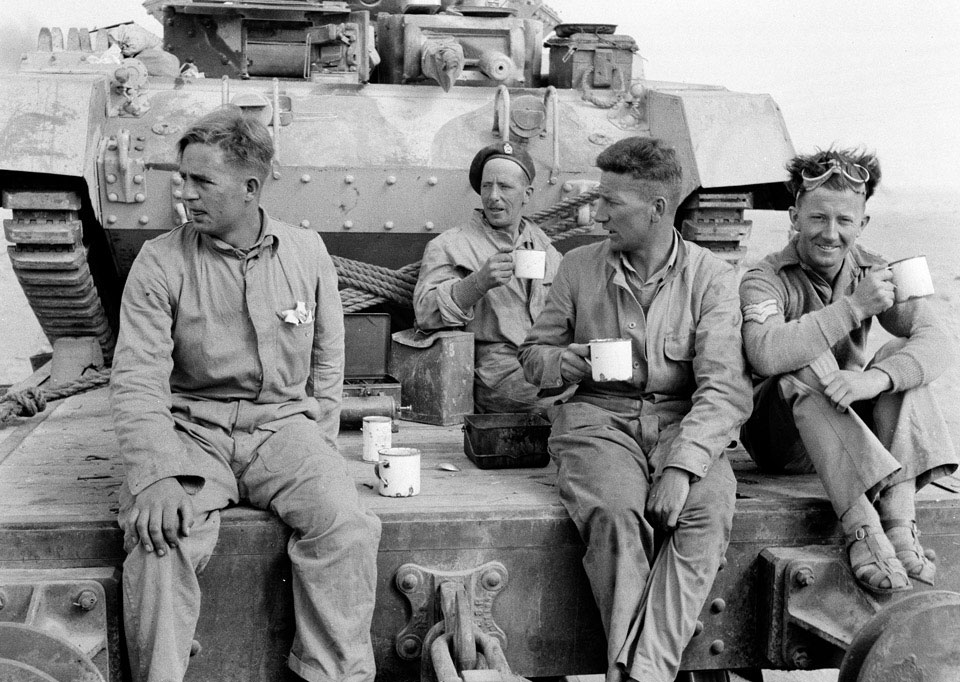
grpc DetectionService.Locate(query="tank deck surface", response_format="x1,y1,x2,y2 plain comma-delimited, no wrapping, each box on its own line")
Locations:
2,384,960,680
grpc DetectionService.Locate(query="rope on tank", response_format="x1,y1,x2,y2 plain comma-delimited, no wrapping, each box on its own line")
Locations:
0,190,602,423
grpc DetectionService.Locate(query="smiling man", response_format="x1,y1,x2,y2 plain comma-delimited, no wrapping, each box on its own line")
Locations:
740,148,958,595
110,106,381,682
519,137,752,682
413,141,565,414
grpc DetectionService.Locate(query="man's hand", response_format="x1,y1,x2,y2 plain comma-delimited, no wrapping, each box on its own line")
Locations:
848,267,895,320
820,368,893,412
646,467,691,531
474,250,515,292
123,478,194,557
560,343,592,383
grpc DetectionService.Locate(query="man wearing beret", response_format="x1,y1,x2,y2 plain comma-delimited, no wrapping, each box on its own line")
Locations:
414,141,566,414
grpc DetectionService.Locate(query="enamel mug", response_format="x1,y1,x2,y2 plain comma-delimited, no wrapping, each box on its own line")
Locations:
374,447,421,497
588,338,633,382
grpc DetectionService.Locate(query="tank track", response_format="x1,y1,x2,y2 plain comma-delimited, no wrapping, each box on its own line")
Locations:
678,192,754,265
3,189,116,361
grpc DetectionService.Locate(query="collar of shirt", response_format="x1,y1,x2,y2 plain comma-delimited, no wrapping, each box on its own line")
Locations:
617,229,680,284
205,208,280,259
473,209,536,249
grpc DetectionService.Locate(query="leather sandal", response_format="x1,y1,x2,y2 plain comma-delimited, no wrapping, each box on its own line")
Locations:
846,525,912,594
883,519,937,586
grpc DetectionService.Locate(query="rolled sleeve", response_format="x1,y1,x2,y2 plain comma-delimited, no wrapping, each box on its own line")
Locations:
309,236,345,448
665,266,753,476
414,238,476,330
519,260,576,396
110,244,198,495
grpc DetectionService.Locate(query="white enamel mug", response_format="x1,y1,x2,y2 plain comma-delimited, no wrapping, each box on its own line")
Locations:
889,255,934,303
514,249,546,280
374,447,421,497
588,338,633,382
361,416,392,463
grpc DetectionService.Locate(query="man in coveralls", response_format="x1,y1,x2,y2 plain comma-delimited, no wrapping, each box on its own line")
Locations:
111,106,381,682
739,148,958,593
414,141,565,414
519,137,752,682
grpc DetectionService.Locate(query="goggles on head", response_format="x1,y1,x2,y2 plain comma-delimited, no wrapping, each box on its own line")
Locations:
797,158,870,198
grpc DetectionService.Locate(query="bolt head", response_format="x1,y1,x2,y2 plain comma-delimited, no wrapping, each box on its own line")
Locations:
342,220,353,230
300,174,311,183
139,215,150,225
76,590,98,611
709,639,725,655
481,570,503,590
427,176,438,186
344,175,355,184
710,598,726,613
134,193,146,203
106,174,117,184
794,566,816,587
693,620,703,636
424,221,435,231
791,648,811,669
173,189,183,199
299,220,311,229
562,182,573,192
399,634,421,658
719,555,728,570
272,171,281,180
386,176,397,185
107,215,118,224
383,221,395,230
133,174,144,184
399,573,419,592
107,192,119,202
171,174,184,186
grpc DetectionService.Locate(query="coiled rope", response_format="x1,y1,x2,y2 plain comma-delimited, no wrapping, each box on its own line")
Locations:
339,187,600,312
0,369,111,425
0,189,601,422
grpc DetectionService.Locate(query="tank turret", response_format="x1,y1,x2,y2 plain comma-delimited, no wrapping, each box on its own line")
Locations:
0,0,795,360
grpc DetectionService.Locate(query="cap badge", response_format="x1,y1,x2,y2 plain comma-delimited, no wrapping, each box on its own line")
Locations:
503,142,513,154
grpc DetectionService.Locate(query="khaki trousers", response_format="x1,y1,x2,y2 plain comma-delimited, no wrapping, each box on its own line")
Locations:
742,339,958,515
548,400,736,682
119,411,382,682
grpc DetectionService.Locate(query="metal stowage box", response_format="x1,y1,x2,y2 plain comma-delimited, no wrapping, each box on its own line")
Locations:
389,329,474,426
545,30,638,90
342,314,402,427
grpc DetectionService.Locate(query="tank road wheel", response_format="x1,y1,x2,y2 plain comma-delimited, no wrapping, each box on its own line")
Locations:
838,590,960,682
0,659,59,682
0,623,105,682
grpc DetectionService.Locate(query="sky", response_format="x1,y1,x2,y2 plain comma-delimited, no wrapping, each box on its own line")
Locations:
2,0,959,190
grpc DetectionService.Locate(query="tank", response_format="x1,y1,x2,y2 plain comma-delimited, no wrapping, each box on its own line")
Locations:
0,0,796,360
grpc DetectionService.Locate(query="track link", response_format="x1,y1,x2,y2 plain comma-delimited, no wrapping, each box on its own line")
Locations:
3,189,116,360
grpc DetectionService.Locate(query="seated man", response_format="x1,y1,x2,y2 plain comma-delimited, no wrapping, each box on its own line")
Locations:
414,141,564,414
111,106,381,682
740,148,958,593
519,137,751,682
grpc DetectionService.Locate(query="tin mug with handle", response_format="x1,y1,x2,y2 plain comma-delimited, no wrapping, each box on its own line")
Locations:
588,338,633,382
374,447,421,497
889,255,935,303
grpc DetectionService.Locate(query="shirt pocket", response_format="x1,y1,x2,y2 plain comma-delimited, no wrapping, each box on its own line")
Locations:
662,332,697,392
275,302,316,389
663,332,696,362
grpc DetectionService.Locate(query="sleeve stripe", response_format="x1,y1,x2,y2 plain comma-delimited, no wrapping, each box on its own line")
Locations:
742,299,780,324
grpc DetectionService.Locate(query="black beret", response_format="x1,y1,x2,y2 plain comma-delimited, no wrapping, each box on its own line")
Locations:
468,141,535,194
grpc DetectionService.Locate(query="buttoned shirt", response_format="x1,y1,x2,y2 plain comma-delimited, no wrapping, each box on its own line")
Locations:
414,210,562,391
739,237,953,390
111,211,344,495
519,235,752,478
